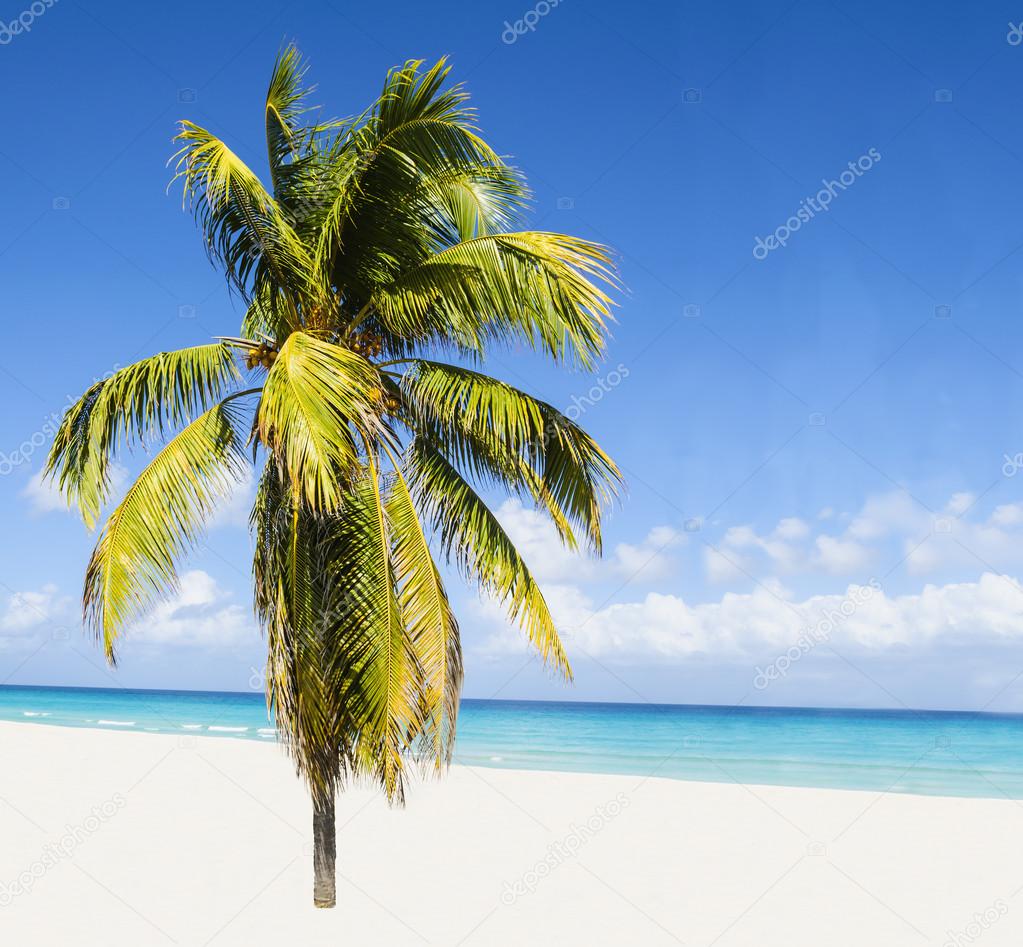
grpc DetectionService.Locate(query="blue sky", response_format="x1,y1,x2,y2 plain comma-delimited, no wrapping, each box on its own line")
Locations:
3,0,1023,710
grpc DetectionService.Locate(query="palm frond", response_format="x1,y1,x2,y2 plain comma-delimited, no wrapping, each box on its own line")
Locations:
255,331,383,511
401,360,621,551
46,344,241,527
173,121,314,324
328,455,423,801
313,59,507,291
265,44,316,194
421,165,528,245
404,439,571,678
386,461,461,768
252,458,346,800
371,232,616,365
83,400,249,660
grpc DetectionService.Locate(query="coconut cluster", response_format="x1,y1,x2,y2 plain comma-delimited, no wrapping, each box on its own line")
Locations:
370,388,402,414
349,333,384,359
246,343,278,371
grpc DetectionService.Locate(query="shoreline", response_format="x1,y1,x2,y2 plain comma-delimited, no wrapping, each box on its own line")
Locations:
2,721,1023,945
0,716,1021,804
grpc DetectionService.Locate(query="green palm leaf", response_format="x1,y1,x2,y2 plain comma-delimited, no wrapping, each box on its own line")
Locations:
83,400,249,660
313,58,506,284
404,439,571,678
46,343,241,526
265,44,315,193
252,458,346,800
371,232,616,365
386,460,461,768
255,331,383,511
401,359,621,551
55,49,621,908
329,454,423,801
173,121,314,323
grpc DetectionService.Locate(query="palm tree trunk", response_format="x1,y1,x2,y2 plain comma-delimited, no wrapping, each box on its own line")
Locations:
312,793,336,908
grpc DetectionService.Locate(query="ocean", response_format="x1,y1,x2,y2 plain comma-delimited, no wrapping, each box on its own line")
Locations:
2,684,1022,799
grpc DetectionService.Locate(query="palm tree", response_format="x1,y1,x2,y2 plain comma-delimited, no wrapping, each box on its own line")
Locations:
45,48,621,908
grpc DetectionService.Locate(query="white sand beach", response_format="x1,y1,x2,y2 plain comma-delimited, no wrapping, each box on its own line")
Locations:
0,721,1020,946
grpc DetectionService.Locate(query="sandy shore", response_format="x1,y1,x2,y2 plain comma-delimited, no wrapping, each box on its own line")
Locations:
0,722,1021,945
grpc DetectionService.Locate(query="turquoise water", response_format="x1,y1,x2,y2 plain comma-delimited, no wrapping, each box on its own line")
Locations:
2,685,1023,799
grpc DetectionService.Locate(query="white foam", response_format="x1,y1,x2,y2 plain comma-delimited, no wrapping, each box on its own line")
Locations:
182,724,203,730
97,720,135,727
208,726,248,733
490,756,503,762
257,728,276,735
22,712,50,717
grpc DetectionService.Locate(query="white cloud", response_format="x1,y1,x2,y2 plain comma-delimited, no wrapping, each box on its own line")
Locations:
814,535,871,574
701,490,1023,584
946,492,976,516
774,517,810,541
846,491,921,541
21,465,128,517
495,499,591,583
479,572,1023,662
0,583,69,635
20,472,68,515
126,571,254,648
495,500,684,585
709,517,810,579
610,525,685,581
990,503,1023,528
704,544,750,583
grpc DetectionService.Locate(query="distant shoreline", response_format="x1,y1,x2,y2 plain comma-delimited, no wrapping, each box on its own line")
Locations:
4,685,1023,800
